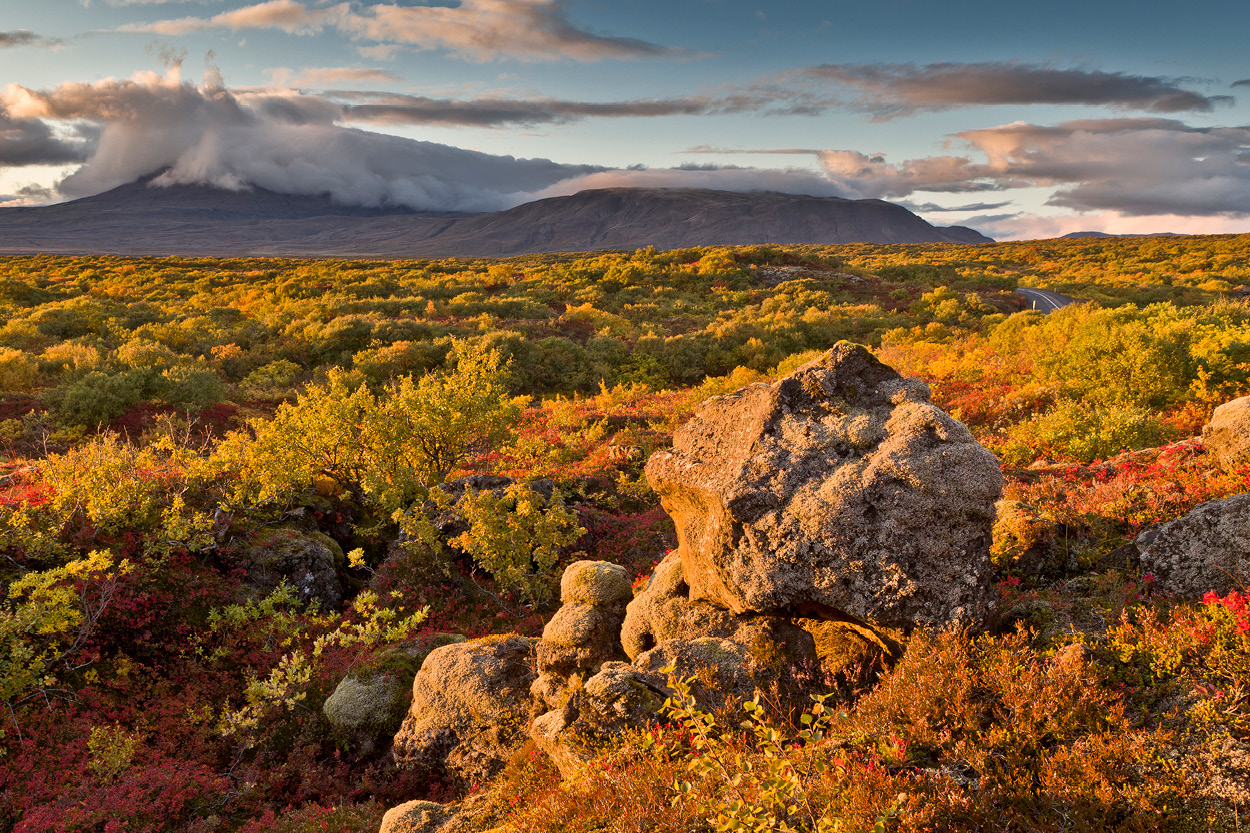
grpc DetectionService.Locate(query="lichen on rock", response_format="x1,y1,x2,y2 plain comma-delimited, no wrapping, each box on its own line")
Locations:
391,635,536,789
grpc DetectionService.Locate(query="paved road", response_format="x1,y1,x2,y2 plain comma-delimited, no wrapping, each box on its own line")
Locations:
1016,286,1077,313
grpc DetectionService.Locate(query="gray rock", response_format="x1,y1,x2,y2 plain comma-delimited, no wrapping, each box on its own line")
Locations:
391,635,536,788
1203,396,1250,473
324,674,404,753
530,661,668,780
532,561,629,710
1137,494,1250,599
644,343,1002,631
242,527,344,610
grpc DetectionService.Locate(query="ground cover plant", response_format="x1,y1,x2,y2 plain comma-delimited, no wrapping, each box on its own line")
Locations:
1,235,1250,831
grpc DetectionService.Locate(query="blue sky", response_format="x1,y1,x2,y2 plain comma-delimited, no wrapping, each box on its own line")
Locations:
1,0,1248,238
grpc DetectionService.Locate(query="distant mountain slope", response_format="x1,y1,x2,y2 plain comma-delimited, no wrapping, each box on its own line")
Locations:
1060,231,1180,239
0,181,992,257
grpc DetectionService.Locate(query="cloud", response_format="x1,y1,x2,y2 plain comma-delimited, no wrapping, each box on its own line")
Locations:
1,65,604,210
339,91,725,128
530,166,848,200
0,183,56,206
123,0,680,62
1233,79,1250,88
897,200,1013,213
971,211,1249,241
0,30,61,49
955,118,1250,216
702,115,1250,217
786,62,1231,118
269,67,405,88
0,63,861,209
0,110,94,166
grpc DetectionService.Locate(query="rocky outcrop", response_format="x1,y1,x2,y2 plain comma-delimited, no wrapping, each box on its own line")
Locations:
1137,494,1250,598
644,343,1002,632
392,635,536,788
1204,397,1250,473
242,527,345,610
532,561,632,709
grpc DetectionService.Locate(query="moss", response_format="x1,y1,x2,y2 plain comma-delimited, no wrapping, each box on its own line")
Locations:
323,674,404,734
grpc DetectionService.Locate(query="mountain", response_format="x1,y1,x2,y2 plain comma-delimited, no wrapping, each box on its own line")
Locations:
0,181,992,257
1060,230,1179,239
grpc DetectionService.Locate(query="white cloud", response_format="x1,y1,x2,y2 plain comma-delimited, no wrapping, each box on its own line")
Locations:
1,66,600,210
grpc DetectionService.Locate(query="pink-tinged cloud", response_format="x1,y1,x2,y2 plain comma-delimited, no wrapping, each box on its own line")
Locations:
975,211,1249,241
122,0,679,62
786,62,1230,118
269,67,405,88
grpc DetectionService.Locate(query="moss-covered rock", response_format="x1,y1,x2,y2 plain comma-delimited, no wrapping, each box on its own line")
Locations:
323,674,404,754
242,526,345,610
559,560,631,606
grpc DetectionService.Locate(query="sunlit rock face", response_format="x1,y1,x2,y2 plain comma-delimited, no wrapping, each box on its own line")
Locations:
644,342,1003,632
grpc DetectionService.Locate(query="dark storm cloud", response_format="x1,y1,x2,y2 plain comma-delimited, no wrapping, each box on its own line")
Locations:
0,111,94,166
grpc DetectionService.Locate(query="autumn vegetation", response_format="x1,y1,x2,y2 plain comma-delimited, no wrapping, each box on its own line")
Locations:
3,234,1250,831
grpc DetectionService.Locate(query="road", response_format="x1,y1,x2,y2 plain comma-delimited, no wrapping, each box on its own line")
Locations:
1016,286,1077,313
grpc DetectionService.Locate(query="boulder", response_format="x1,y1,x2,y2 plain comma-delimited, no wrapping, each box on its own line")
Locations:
1137,494,1250,599
560,560,632,606
323,674,404,753
379,800,452,833
1203,396,1250,473
392,635,537,788
530,662,669,780
644,343,1002,631
621,551,819,670
242,527,344,610
633,638,760,711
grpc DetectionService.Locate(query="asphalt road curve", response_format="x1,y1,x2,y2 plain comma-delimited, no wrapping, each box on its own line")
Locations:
1016,286,1077,313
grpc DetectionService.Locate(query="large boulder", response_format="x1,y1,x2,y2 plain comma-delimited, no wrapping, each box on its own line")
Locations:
392,635,536,788
1137,494,1250,599
242,527,344,610
644,343,1002,631
1203,396,1250,473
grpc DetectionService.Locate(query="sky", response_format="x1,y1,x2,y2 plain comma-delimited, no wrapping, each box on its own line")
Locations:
1,0,1248,239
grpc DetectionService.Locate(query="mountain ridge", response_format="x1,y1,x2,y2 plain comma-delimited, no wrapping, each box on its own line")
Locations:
0,181,993,257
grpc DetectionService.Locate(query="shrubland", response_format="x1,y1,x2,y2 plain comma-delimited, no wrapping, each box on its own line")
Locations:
0,235,1249,831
